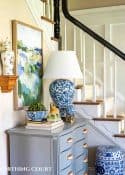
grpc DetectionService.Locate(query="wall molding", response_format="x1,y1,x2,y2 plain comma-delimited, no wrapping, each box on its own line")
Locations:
70,5,125,16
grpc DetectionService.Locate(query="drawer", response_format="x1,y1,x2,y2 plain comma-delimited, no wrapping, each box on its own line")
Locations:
59,148,74,171
73,126,88,142
74,154,88,173
59,132,73,152
74,140,88,158
60,165,74,175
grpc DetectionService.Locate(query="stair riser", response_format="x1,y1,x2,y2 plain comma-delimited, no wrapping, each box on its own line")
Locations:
114,138,125,147
75,104,101,118
84,85,100,99
94,121,123,136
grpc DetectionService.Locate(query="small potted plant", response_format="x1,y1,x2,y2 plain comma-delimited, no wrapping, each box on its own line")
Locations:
26,102,47,121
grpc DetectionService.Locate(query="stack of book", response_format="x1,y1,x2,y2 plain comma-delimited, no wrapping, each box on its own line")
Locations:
25,120,64,130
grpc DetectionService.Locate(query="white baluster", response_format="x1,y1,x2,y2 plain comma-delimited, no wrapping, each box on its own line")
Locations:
64,19,67,50
103,47,107,118
45,1,48,17
45,0,50,19
52,0,54,21
76,30,83,101
82,34,86,101
93,41,96,102
49,0,53,20
114,55,117,118
43,2,45,16
48,0,50,19
73,26,76,51
80,30,83,63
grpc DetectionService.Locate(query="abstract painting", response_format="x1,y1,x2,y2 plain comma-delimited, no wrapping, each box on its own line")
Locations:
12,20,43,109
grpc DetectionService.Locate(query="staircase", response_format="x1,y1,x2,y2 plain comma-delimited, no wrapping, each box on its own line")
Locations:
27,0,125,173
60,2,125,173
60,2,125,135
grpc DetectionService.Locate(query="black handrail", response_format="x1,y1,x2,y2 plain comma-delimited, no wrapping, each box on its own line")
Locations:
62,0,125,61
54,0,60,38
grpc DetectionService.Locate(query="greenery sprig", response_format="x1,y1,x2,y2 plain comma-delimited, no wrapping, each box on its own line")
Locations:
28,102,46,111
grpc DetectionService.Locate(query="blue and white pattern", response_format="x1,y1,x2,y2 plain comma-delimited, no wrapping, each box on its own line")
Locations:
26,111,47,121
95,145,125,175
49,79,75,117
59,105,75,117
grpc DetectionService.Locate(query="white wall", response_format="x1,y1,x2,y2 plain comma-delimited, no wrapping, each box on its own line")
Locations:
0,1,36,174
0,1,57,175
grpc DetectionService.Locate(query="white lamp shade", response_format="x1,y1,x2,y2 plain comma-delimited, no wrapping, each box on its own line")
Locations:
43,51,83,79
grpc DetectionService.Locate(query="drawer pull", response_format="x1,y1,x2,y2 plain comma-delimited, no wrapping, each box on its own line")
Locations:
83,143,88,148
83,157,88,163
83,128,88,134
67,137,73,143
67,154,74,160
68,171,74,175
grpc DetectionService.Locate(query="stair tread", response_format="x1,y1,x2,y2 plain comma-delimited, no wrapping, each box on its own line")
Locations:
41,16,55,24
114,134,125,138
75,85,83,89
51,37,59,42
74,100,103,105
40,0,47,3
93,115,124,121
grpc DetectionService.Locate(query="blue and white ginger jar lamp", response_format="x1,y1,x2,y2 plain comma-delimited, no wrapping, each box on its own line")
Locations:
43,51,83,123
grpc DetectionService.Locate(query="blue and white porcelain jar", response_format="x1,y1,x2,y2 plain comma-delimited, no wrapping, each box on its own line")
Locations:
49,79,75,117
95,145,125,175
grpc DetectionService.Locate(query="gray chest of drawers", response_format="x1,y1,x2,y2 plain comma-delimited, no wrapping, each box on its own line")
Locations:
8,118,88,175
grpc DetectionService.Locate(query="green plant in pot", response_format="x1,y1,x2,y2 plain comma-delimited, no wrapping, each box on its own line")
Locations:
27,102,47,121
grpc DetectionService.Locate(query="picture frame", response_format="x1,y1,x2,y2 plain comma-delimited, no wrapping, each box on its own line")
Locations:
12,20,43,110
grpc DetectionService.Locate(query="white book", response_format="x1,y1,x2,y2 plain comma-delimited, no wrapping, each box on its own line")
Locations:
26,120,63,128
25,122,64,130
26,120,64,130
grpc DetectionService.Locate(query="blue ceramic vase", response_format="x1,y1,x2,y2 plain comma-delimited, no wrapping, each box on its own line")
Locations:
95,145,125,175
49,79,75,118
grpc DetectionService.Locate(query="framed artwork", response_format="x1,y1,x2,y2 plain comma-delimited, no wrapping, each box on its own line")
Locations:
12,20,43,110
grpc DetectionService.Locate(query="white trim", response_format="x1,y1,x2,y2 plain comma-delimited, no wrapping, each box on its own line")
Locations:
82,34,86,100
92,41,96,102
70,5,125,16
64,19,67,50
113,55,117,118
73,26,76,51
